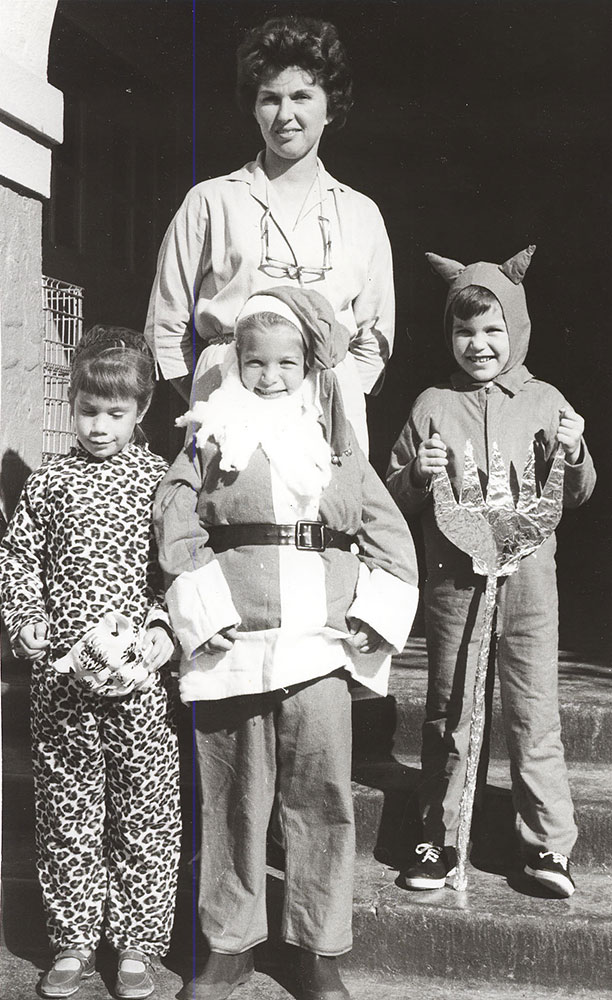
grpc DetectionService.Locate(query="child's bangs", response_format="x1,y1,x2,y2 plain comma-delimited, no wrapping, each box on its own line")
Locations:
451,285,499,321
70,353,148,405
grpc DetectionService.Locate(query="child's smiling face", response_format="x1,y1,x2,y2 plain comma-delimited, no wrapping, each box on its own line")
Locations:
451,301,510,383
238,322,307,400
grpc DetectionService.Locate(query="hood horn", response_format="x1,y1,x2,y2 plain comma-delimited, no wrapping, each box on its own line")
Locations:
425,252,465,284
499,245,536,284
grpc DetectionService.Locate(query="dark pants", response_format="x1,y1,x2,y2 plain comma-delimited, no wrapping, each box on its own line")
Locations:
421,550,577,855
194,671,354,955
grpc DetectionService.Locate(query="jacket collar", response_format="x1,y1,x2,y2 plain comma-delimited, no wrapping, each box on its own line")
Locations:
450,364,533,396
225,153,345,209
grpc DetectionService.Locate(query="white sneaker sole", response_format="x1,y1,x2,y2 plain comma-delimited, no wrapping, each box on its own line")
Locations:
402,867,457,890
524,865,575,897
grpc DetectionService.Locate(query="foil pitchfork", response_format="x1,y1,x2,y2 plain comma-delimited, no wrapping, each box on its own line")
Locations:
431,439,566,890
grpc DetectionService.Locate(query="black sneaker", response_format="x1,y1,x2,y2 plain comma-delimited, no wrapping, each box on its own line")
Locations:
524,849,575,897
399,842,457,889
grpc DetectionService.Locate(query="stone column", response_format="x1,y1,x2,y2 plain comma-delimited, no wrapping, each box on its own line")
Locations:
0,0,63,520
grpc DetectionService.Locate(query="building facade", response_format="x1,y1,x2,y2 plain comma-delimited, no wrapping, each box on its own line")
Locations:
0,0,62,521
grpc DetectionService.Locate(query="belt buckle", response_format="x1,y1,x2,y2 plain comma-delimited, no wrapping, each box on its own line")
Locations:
295,520,326,552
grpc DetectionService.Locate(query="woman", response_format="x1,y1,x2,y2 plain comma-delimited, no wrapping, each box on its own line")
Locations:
145,15,395,453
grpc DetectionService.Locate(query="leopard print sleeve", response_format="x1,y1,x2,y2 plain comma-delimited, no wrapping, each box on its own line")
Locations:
0,466,51,652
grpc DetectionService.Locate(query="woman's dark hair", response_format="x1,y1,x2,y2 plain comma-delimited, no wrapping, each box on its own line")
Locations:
69,325,155,415
236,16,353,129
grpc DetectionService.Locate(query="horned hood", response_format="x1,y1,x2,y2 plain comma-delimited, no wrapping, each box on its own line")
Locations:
426,246,536,375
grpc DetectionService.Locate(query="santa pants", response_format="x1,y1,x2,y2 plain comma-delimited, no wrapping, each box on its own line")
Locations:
420,550,577,856
193,670,354,956
31,662,182,956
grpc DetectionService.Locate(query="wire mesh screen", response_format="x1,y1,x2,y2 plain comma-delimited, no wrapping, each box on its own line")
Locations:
42,276,83,459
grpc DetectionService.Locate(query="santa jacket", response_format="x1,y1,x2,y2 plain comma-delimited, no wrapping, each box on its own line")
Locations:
154,428,419,703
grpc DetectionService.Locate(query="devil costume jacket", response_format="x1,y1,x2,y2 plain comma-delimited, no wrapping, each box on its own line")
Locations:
387,364,596,580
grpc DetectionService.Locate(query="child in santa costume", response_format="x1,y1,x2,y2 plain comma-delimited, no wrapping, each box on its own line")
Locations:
154,286,419,1000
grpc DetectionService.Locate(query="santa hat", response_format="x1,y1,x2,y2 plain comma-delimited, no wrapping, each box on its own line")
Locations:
236,287,353,461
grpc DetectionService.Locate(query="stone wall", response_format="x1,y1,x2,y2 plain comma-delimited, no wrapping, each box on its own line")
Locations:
0,0,61,522
0,0,62,199
0,186,44,522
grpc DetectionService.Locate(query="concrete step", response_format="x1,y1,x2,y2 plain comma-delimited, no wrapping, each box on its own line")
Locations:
4,854,612,995
5,641,612,770
353,638,612,764
4,645,612,994
4,898,612,1000
352,756,612,870
5,747,611,871
6,774,612,991
348,857,612,990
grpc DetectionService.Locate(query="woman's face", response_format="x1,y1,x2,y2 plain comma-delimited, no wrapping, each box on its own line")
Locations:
254,66,330,164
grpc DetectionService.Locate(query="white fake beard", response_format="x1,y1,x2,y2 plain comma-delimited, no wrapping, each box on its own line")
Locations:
177,360,332,502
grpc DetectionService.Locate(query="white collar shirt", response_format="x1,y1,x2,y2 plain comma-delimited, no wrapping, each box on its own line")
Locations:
145,153,395,397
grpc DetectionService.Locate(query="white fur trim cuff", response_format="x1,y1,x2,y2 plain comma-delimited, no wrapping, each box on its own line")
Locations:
166,560,241,657
348,565,419,653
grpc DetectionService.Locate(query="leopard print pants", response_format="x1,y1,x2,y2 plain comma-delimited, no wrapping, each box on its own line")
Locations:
30,661,182,957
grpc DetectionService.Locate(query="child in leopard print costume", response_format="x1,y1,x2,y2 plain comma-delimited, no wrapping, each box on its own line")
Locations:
0,327,181,1000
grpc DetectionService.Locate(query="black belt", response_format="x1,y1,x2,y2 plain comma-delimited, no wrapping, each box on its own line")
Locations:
206,521,356,553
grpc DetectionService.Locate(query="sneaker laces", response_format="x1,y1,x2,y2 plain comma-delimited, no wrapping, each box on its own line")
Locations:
415,843,442,864
539,850,569,869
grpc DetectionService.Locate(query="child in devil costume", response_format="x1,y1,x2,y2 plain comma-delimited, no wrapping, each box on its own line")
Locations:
387,247,596,898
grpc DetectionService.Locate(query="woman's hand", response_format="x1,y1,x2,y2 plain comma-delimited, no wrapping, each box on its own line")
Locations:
201,627,240,654
557,407,584,464
16,621,50,660
141,626,175,673
413,433,448,486
346,619,384,654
